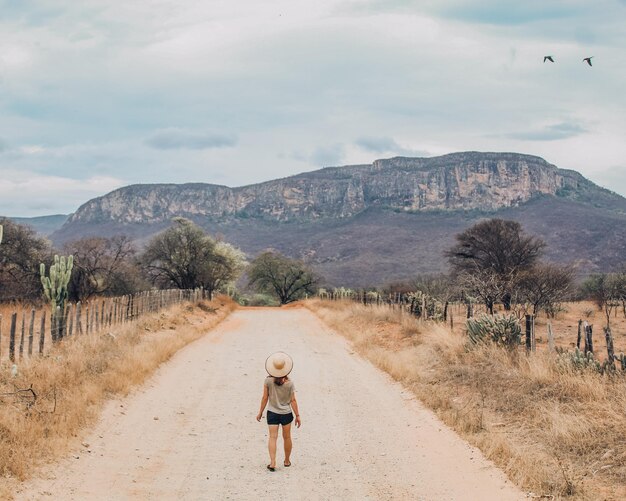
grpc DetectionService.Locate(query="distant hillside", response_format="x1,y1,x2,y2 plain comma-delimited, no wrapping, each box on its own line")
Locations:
51,152,626,286
10,214,70,237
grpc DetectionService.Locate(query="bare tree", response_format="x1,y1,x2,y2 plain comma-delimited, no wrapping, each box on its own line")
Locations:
458,268,514,315
0,218,51,301
581,272,626,328
518,263,575,316
248,251,317,305
64,235,141,300
411,273,457,319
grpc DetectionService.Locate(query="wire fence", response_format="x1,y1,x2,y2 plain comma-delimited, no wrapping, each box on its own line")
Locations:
0,288,206,363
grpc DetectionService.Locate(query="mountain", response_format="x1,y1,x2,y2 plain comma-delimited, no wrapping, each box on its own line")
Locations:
51,152,626,286
10,214,70,237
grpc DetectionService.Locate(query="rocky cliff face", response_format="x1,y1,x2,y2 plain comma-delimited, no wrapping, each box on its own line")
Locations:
68,152,607,226
52,151,626,284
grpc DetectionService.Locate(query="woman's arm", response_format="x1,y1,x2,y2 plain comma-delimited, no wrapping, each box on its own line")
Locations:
291,392,301,428
256,383,269,422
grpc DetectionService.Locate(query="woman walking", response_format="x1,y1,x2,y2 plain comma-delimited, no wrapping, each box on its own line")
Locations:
256,352,301,471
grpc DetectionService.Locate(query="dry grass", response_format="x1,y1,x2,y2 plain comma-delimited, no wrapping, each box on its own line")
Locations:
306,299,626,500
0,296,236,497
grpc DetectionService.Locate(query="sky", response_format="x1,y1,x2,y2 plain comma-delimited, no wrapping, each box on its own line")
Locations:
1,0,626,216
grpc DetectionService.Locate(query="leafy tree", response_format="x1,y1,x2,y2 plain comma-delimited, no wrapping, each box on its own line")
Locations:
140,218,244,298
202,241,247,298
248,251,317,305
446,219,545,310
0,218,51,301
64,235,143,301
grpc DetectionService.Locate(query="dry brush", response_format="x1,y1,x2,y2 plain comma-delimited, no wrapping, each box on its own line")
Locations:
306,298,626,500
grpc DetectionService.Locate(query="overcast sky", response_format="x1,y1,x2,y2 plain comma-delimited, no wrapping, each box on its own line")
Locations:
1,0,626,216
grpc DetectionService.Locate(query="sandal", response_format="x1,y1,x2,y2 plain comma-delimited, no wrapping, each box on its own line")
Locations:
267,465,276,472
284,462,291,467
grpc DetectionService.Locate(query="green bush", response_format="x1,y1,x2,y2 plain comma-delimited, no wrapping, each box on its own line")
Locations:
237,293,280,307
466,314,521,349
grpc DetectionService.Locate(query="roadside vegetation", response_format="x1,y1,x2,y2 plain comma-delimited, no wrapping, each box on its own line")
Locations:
0,296,235,497
306,298,626,499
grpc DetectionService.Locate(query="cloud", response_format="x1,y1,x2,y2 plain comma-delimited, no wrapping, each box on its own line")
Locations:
343,0,586,24
145,129,237,150
589,165,626,197
355,136,429,157
0,169,124,217
504,122,588,141
310,144,345,166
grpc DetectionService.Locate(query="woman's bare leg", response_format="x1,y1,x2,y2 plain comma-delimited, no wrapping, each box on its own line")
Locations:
268,425,279,468
282,423,292,465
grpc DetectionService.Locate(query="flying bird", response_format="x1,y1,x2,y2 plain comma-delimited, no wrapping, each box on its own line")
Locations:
543,56,555,63
583,57,593,66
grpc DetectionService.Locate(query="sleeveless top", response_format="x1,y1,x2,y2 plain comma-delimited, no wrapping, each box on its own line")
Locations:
265,376,295,414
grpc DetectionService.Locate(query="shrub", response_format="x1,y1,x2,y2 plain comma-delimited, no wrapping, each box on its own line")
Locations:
466,314,521,349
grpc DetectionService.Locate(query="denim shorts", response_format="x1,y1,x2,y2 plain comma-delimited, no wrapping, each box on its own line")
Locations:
267,410,294,426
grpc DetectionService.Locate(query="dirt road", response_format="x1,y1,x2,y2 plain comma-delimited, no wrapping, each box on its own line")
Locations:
16,307,524,500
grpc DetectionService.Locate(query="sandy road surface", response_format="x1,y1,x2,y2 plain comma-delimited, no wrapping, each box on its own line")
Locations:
17,307,524,501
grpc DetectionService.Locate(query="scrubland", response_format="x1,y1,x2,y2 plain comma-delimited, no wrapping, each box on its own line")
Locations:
0,297,235,497
306,299,626,500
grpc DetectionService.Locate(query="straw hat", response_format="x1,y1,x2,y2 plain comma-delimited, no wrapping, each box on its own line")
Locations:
265,352,293,377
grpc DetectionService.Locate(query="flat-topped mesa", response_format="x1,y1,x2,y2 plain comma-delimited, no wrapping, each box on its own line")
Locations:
67,152,597,225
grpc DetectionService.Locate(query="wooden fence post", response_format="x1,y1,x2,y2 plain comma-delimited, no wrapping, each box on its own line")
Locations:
547,322,555,352
39,311,46,355
19,312,25,359
68,304,74,337
584,322,593,354
604,327,615,369
56,306,62,342
576,319,582,350
76,301,82,334
525,314,535,353
9,312,17,362
28,309,35,356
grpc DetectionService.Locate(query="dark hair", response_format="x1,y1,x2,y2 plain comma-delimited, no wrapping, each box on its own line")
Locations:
273,376,288,386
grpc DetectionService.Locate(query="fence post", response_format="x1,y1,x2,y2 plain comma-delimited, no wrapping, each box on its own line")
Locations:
19,312,25,359
39,311,46,355
55,306,62,342
525,314,535,353
604,327,615,369
9,312,17,362
584,322,593,354
576,319,582,349
76,301,82,335
68,304,74,337
547,322,555,352
28,309,35,356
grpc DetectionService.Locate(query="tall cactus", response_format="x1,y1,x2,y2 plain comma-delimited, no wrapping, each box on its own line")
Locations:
40,255,74,341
